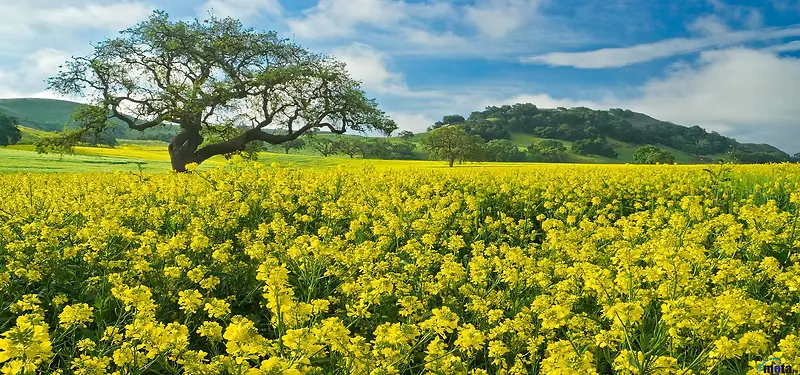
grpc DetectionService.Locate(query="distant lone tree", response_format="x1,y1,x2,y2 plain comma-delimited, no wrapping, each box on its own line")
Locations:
0,110,22,146
421,125,483,167
333,137,363,158
633,145,676,164
280,138,306,154
398,130,414,141
47,11,396,171
308,137,337,157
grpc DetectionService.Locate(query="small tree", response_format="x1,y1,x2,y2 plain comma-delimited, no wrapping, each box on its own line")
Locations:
398,130,414,141
280,138,306,154
333,137,363,158
528,139,568,162
484,139,525,162
421,125,483,167
47,11,396,171
0,110,22,146
633,145,676,164
308,137,337,157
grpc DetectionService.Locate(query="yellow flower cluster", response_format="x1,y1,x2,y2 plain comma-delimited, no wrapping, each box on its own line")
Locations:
0,161,799,374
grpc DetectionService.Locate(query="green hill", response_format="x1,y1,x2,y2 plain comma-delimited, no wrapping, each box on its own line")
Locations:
423,104,789,163
0,98,83,132
0,98,178,141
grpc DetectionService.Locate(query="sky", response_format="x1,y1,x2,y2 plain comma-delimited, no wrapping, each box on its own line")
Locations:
0,0,799,153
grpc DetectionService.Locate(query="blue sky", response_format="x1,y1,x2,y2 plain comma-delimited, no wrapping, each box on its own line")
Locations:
0,0,799,152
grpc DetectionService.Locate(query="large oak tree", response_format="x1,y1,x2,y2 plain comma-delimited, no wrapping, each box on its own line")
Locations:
48,11,396,171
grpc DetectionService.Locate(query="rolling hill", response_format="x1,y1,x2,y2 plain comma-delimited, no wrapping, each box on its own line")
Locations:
0,98,178,141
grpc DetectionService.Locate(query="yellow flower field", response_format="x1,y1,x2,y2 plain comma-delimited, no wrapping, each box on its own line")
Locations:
1,161,799,374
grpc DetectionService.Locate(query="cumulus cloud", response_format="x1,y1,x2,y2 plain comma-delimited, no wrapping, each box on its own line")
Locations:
465,0,541,38
522,26,800,68
286,0,413,39
0,1,154,98
688,15,731,36
0,49,74,99
331,43,410,95
620,48,800,152
198,0,281,20
0,1,152,39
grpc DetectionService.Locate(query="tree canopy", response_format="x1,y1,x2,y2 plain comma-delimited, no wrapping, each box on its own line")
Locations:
633,145,676,164
421,125,483,167
47,11,396,171
0,110,22,146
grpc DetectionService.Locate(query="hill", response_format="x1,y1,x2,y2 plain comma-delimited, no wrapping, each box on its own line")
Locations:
426,104,790,163
0,98,178,141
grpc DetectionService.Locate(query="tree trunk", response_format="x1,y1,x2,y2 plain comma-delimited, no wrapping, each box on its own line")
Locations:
168,127,204,172
448,158,454,167
285,149,289,154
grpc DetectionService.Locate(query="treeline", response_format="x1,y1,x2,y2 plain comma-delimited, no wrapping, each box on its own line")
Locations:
429,103,793,162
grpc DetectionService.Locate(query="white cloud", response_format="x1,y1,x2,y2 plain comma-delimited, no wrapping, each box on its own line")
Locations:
0,49,74,99
620,48,800,152
765,40,800,52
465,0,541,38
331,43,410,95
688,15,731,36
0,1,152,38
522,26,800,68
37,2,153,29
198,0,281,19
0,1,153,98
287,0,410,39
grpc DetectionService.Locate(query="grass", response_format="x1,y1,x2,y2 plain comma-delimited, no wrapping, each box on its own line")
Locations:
1,143,593,174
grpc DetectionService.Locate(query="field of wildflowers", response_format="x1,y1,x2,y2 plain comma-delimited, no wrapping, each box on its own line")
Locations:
1,161,799,374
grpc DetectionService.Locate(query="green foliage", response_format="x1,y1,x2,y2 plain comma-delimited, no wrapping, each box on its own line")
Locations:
68,105,118,147
398,130,414,141
333,137,364,158
633,145,676,164
430,114,466,129
483,139,525,162
308,137,338,157
35,130,82,156
421,125,484,167
280,138,306,154
528,139,568,162
0,110,22,146
571,138,619,158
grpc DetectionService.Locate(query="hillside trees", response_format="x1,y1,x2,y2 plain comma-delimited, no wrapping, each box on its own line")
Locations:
633,145,676,164
484,139,525,162
0,110,22,146
571,138,619,158
47,11,395,172
528,140,568,162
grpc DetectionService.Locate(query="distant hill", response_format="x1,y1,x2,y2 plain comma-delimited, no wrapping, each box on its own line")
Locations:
0,98,178,141
425,104,790,163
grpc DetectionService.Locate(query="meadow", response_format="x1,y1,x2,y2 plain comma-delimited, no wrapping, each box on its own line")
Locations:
1,153,799,374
